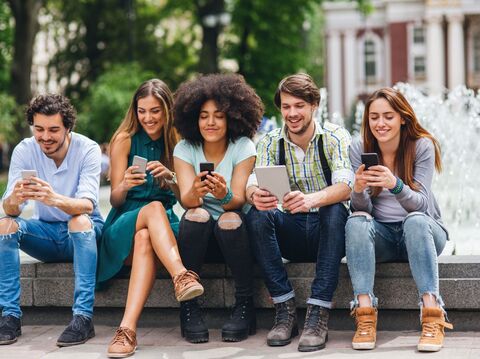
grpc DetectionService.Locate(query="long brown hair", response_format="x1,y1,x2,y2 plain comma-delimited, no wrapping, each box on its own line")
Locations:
362,87,442,197
110,79,179,170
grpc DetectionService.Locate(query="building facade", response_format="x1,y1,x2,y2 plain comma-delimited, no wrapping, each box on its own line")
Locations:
323,0,480,116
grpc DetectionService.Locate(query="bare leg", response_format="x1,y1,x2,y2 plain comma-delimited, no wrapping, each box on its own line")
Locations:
358,294,372,307
119,229,156,331
135,201,185,277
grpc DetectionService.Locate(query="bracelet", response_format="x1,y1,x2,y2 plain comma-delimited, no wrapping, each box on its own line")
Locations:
389,177,404,194
220,187,233,205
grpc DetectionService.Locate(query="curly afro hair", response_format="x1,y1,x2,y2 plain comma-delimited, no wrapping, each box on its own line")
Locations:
174,73,264,145
26,94,77,131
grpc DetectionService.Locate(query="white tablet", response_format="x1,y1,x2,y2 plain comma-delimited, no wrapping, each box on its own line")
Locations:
255,165,291,203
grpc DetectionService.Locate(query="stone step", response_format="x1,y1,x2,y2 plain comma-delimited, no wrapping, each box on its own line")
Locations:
20,255,480,310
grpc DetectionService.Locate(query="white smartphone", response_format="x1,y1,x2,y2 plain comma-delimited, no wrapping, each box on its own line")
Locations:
132,155,147,174
255,165,291,204
21,169,38,183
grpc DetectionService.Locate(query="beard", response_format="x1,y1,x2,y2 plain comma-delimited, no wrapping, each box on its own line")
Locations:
39,133,68,157
286,115,313,136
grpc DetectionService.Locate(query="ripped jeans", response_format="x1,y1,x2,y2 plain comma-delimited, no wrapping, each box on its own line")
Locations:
345,212,447,308
0,217,103,319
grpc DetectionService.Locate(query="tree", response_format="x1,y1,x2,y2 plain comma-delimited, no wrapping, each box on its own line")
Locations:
6,0,44,142
0,1,13,92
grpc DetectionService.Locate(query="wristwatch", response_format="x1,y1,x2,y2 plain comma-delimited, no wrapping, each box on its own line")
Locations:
165,172,177,185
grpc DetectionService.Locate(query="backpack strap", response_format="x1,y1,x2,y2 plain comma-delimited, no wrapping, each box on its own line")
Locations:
278,135,332,186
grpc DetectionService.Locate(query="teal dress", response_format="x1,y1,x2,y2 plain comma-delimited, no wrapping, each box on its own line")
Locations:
96,129,179,285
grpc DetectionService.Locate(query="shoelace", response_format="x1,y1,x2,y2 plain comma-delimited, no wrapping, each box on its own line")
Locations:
304,307,327,335
356,319,375,336
421,319,453,338
66,316,88,332
273,302,293,329
111,327,135,346
174,270,199,291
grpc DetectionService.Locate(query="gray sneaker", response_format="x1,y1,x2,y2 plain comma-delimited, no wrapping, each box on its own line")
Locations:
298,304,329,352
267,297,298,346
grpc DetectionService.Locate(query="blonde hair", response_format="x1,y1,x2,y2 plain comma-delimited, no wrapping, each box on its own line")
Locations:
110,79,179,170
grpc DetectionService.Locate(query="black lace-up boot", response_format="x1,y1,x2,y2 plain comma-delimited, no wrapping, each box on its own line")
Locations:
56,315,95,347
180,299,209,343
222,296,256,342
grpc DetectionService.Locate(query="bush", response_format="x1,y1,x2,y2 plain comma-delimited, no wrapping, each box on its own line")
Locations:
76,63,155,143
0,92,23,144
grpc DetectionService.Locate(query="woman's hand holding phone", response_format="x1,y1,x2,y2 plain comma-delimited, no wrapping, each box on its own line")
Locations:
122,165,147,190
363,165,397,190
204,172,227,199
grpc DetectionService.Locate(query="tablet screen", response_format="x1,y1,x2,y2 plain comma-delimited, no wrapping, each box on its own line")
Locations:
255,165,291,203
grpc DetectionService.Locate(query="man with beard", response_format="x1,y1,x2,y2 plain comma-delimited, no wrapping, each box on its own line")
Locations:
246,73,353,352
0,94,103,347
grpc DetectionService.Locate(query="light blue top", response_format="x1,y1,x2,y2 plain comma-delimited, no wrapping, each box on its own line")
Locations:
173,136,256,219
3,132,103,222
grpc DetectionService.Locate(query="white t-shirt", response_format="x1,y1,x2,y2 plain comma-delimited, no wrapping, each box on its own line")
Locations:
173,136,256,219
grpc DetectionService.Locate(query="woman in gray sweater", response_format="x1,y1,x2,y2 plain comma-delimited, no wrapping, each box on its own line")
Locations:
346,88,452,353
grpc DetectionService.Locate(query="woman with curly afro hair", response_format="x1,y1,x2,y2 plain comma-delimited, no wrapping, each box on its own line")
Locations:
173,73,264,344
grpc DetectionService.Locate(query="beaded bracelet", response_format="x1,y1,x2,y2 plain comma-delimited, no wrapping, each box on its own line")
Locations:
389,177,404,194
220,187,233,205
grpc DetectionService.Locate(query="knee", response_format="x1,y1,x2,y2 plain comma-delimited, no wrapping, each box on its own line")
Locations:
217,212,242,230
403,212,429,234
133,229,153,254
185,208,210,223
68,215,92,232
143,201,166,216
346,213,373,241
0,217,19,235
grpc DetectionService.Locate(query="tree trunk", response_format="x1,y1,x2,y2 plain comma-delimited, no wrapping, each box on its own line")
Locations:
7,0,43,141
196,0,224,74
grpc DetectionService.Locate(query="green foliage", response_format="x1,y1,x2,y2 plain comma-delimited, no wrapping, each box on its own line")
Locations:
48,0,198,101
227,0,319,116
0,92,22,143
0,2,13,91
76,63,155,144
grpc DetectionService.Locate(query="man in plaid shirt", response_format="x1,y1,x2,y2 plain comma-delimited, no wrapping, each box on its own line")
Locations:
246,73,354,352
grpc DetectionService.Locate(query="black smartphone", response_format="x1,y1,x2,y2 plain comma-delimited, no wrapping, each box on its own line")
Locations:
361,153,379,170
199,162,214,181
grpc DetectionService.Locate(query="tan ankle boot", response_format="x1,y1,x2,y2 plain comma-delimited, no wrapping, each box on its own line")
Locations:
107,327,137,358
418,307,453,352
351,307,377,350
173,270,204,302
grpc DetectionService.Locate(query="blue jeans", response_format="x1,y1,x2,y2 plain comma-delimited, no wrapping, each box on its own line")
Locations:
0,216,103,319
345,212,447,308
246,203,348,308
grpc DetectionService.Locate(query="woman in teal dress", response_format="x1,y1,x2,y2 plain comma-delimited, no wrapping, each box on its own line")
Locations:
97,79,204,358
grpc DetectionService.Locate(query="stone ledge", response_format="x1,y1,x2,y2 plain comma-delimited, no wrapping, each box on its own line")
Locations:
19,255,480,310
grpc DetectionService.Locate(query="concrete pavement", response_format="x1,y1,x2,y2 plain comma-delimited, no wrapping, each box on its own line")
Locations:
1,327,479,359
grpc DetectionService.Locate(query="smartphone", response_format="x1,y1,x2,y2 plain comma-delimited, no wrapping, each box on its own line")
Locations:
199,162,214,181
21,169,38,183
132,155,148,174
361,153,379,170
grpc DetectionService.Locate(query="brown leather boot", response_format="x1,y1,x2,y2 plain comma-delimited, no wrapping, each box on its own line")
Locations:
298,304,329,352
107,327,137,358
351,307,377,350
267,297,298,346
173,270,204,302
418,307,453,352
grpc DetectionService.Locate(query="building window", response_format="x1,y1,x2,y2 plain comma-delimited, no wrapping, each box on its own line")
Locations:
364,39,376,82
413,26,425,44
474,32,480,73
414,56,426,78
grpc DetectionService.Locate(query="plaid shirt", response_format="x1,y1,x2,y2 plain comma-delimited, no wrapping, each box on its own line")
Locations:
253,121,354,200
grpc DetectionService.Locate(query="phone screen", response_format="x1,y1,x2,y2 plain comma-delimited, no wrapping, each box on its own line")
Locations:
361,153,379,170
199,162,214,181
132,155,147,174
